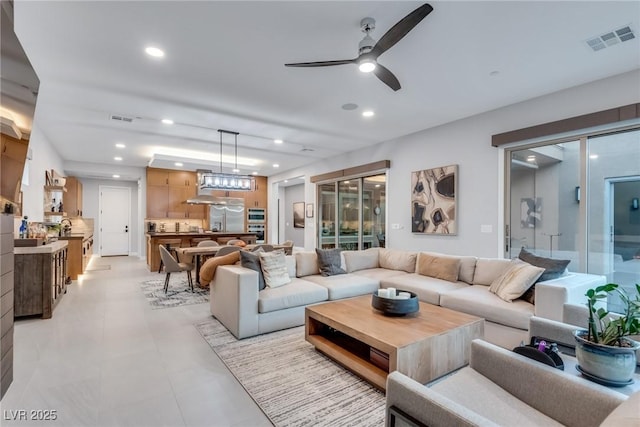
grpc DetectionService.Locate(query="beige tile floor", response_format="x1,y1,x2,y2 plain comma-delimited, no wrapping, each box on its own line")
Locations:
0,256,272,427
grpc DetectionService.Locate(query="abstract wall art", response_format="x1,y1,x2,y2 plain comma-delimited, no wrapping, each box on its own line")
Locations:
520,197,542,228
293,202,305,228
411,165,458,235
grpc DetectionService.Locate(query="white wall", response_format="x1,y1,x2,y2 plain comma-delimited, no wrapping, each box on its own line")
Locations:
81,178,140,256
19,122,64,223
268,70,640,257
284,184,305,246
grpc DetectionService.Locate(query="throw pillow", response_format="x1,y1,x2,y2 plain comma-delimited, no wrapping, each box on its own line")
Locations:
518,248,570,282
240,248,265,290
378,249,417,273
489,259,545,302
343,248,379,273
295,252,319,277
199,251,240,286
315,248,346,277
417,253,461,282
259,250,291,288
519,286,536,305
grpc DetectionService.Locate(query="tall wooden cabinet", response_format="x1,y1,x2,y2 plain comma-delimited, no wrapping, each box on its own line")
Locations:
64,176,83,217
146,168,205,219
1,134,28,205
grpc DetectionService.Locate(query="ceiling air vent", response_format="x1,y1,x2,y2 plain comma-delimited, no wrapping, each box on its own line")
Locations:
109,114,134,123
586,25,635,52
301,147,315,152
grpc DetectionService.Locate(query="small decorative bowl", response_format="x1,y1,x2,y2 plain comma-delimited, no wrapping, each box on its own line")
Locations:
371,290,419,316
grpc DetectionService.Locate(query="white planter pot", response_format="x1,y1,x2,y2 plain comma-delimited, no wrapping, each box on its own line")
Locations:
574,330,639,383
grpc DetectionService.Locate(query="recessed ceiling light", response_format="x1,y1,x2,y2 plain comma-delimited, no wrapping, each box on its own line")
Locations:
284,180,288,183
115,143,126,148
161,118,174,125
526,155,536,162
114,156,123,161
175,162,183,167
112,174,120,178
252,171,258,175
232,168,240,173
362,111,375,117
344,181,350,184
589,154,599,159
273,164,280,168
145,46,165,58
375,184,381,188
274,139,283,144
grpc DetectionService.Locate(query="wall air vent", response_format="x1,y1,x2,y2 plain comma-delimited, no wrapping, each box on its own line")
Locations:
109,114,134,123
586,25,635,52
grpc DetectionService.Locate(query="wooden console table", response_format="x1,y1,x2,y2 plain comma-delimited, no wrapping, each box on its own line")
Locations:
14,241,68,318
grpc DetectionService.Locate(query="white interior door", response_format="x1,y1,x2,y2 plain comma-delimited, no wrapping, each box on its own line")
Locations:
100,186,131,256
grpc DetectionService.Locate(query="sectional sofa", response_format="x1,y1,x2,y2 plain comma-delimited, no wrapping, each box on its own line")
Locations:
209,248,604,348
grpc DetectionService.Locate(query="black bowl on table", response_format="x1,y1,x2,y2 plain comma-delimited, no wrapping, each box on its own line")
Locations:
371,290,419,316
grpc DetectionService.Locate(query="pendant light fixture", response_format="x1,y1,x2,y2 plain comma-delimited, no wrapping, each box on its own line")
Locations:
197,129,254,192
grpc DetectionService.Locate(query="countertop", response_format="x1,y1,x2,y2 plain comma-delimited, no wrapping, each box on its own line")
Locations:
146,232,257,237
14,240,68,254
58,232,93,240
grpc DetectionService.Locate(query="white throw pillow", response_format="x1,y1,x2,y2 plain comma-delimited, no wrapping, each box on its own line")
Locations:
489,259,544,302
473,258,512,286
259,250,291,288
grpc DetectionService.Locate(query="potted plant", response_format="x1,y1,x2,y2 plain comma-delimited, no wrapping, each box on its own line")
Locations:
574,283,640,384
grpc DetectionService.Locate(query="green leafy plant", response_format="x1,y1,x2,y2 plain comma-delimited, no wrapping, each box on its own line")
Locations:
585,283,640,347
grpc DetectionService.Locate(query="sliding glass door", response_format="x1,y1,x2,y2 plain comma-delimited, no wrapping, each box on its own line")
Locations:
318,174,386,250
505,127,640,312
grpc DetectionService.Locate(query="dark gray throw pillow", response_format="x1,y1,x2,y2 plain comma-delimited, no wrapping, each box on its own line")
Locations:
518,248,570,282
315,248,346,277
240,249,266,290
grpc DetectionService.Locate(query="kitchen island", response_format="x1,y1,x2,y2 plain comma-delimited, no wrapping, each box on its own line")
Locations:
146,232,257,272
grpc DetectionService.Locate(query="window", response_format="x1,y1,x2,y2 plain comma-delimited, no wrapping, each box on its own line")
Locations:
318,174,386,250
505,128,640,312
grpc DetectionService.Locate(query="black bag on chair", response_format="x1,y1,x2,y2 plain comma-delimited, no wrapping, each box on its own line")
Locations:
513,337,564,370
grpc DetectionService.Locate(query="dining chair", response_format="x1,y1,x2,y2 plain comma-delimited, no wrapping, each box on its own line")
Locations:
158,244,194,294
214,246,242,257
281,240,294,255
197,240,219,247
251,244,274,252
157,238,182,273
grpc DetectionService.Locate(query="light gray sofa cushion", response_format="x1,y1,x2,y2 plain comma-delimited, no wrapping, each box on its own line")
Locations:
473,258,512,286
343,248,379,273
352,267,408,282
258,278,328,313
430,367,563,426
295,251,319,277
417,252,478,284
381,273,467,305
304,273,379,300
379,248,417,273
440,286,534,330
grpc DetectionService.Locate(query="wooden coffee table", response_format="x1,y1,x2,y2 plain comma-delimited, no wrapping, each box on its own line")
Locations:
305,295,484,391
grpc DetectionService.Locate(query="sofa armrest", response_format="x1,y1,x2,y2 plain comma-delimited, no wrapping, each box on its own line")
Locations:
386,371,498,427
534,273,605,321
210,265,260,339
469,339,626,426
528,316,581,349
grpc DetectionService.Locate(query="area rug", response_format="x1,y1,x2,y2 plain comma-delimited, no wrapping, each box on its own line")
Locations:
140,278,208,309
195,318,385,427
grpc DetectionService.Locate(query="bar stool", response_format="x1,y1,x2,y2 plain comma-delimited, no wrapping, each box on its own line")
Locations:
157,238,182,273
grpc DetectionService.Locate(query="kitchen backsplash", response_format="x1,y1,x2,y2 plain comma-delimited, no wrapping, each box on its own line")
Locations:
144,219,204,233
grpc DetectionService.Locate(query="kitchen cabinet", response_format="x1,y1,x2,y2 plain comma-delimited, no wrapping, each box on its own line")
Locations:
1,134,28,205
146,167,204,219
245,176,268,208
14,241,68,319
64,176,83,216
58,234,93,280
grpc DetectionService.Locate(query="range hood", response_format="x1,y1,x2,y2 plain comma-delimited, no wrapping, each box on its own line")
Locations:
186,195,245,206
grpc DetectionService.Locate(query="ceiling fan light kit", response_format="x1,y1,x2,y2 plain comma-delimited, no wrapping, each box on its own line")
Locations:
285,3,433,91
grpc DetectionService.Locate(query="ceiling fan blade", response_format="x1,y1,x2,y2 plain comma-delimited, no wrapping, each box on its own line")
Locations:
370,3,433,58
285,59,355,67
373,64,401,91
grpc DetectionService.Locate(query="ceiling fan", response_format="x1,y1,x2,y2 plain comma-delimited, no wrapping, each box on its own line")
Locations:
285,3,433,92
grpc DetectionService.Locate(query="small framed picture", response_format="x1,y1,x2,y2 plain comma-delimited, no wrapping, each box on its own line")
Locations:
306,203,314,218
293,202,305,228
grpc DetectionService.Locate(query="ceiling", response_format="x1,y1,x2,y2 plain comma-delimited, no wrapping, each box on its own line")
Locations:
12,1,640,181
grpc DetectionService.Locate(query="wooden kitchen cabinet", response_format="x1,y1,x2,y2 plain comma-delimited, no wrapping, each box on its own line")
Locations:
1,134,28,204
146,167,203,219
64,176,83,216
245,176,268,207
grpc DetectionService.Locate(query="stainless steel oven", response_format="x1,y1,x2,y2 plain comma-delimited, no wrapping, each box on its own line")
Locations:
247,223,265,243
247,208,266,223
